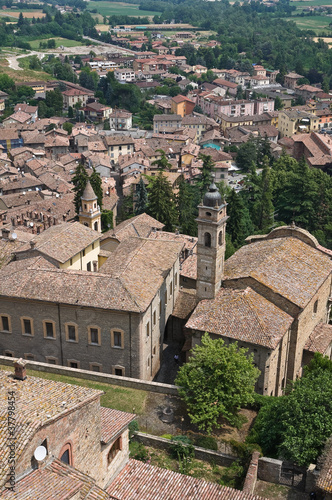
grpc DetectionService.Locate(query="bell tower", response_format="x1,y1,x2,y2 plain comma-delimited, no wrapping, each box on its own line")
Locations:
79,180,101,232
196,179,228,301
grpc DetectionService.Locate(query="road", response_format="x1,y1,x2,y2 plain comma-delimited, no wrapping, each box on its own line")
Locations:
5,39,134,71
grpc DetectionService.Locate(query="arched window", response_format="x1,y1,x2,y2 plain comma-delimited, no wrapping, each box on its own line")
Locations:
94,221,98,231
218,231,223,246
59,443,73,466
204,232,211,247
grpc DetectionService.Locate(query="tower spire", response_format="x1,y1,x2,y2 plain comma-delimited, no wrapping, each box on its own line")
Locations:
196,178,228,301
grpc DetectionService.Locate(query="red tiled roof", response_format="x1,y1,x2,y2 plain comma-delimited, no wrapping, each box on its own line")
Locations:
1,459,110,499
107,459,265,499
304,322,332,354
186,287,293,349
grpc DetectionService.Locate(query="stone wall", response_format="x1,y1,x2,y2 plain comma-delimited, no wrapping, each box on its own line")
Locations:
243,451,260,494
0,356,179,395
133,432,237,467
257,457,282,483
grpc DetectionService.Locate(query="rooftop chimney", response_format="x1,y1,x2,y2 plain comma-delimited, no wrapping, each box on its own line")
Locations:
14,358,27,381
30,240,36,250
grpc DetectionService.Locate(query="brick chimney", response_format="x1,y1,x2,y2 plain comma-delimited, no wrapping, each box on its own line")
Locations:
14,358,27,381
30,240,36,250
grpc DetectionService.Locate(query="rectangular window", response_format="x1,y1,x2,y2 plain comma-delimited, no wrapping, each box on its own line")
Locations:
159,300,162,316
169,281,173,296
24,354,35,361
90,363,102,372
115,368,123,376
82,249,85,257
87,262,91,272
92,242,95,250
89,327,100,345
70,258,73,266
146,322,150,337
70,362,78,368
111,330,123,349
44,321,55,338
1,315,10,332
153,311,156,326
174,273,177,288
22,318,33,336
66,324,78,342
165,290,167,305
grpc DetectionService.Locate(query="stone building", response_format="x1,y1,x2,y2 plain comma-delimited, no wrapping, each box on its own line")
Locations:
0,359,135,496
0,232,183,380
182,184,332,396
78,180,101,233
0,361,261,499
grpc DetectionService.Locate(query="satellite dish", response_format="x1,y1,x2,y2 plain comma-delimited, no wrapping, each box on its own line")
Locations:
11,233,17,240
34,446,47,461
30,222,34,227
22,191,26,195
56,193,59,198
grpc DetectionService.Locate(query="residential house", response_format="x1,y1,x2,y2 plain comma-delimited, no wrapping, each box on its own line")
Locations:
153,114,182,133
3,111,31,128
109,110,133,130
114,68,136,83
62,88,94,111
84,102,112,122
171,95,195,117
284,72,304,90
278,109,319,138
103,135,135,163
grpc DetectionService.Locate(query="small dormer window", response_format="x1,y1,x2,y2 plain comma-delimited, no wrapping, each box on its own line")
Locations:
206,211,211,217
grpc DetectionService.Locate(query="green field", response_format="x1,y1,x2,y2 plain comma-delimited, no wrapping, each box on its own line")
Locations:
285,15,331,33
27,37,84,49
0,364,147,414
291,0,332,7
87,1,161,18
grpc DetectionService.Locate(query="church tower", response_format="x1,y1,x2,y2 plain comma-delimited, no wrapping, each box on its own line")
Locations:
79,181,101,232
196,179,228,301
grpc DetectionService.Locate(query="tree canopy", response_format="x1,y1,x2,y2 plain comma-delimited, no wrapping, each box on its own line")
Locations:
175,333,260,433
146,171,178,231
248,353,332,466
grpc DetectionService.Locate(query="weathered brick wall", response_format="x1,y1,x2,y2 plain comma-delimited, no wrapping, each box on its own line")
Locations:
101,428,130,488
293,275,331,379
17,399,103,484
0,298,142,379
243,451,260,494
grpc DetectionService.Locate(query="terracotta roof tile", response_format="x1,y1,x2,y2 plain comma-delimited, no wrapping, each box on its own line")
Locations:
186,287,293,349
15,221,100,264
0,370,102,489
224,237,332,309
304,323,332,354
100,407,135,444
107,459,265,499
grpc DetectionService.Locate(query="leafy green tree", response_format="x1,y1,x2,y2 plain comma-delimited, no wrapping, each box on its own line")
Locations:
251,159,274,232
274,96,284,110
151,149,172,171
0,74,14,93
135,177,148,215
248,363,332,466
63,122,73,135
101,210,113,232
72,163,89,215
177,177,197,236
146,171,178,231
68,106,74,119
226,189,254,248
197,154,215,199
236,137,257,172
90,167,103,210
47,38,56,49
176,333,260,433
